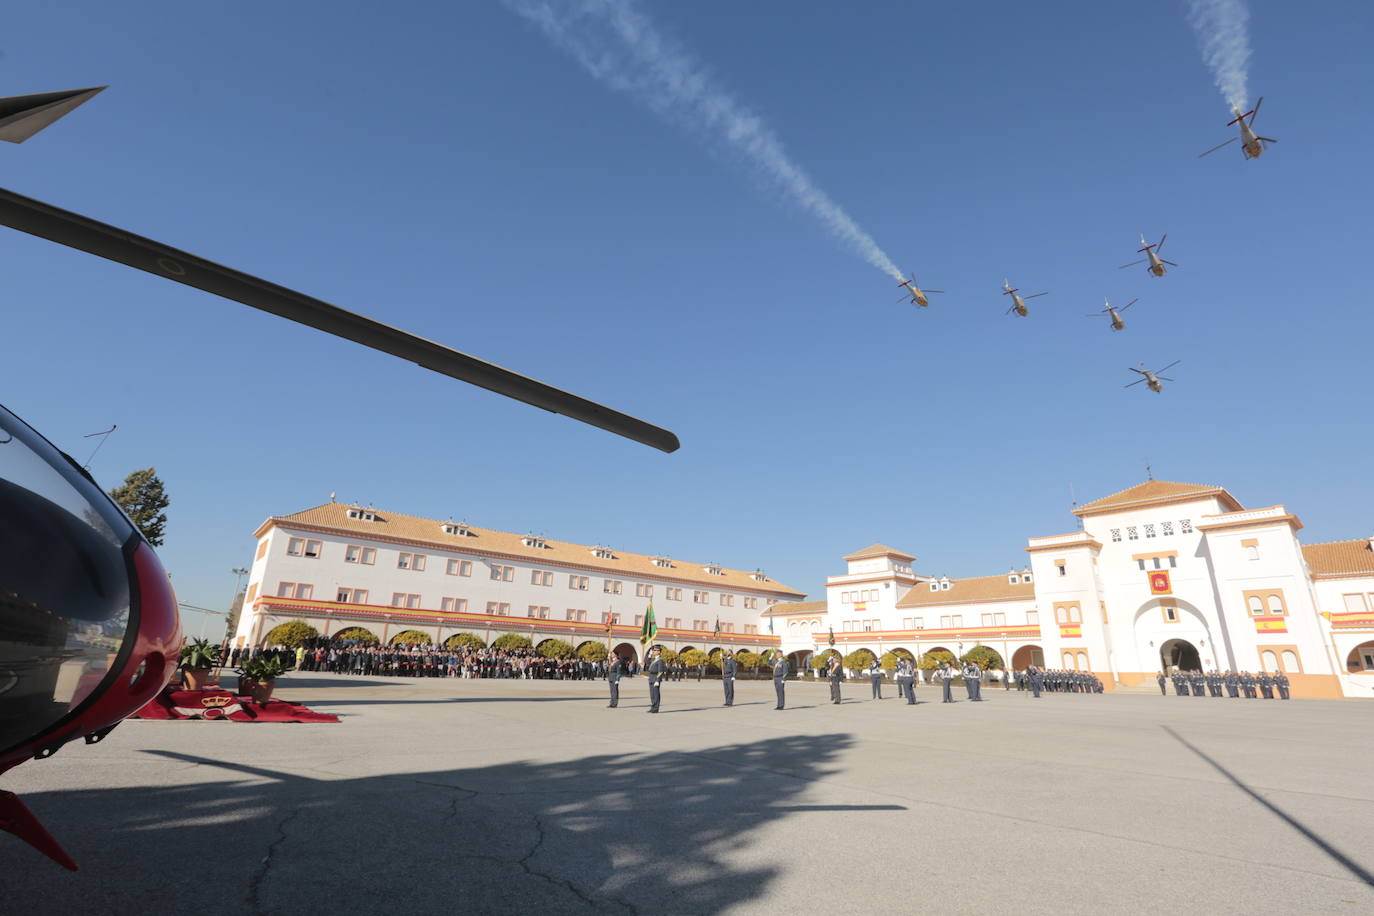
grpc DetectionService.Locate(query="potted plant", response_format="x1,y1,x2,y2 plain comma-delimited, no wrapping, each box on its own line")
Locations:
179,638,222,690
235,655,290,704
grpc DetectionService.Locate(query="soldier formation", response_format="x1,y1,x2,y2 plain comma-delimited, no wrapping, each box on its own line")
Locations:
1159,669,1291,700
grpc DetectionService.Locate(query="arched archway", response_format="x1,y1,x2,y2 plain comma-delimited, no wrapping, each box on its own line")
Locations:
1011,645,1043,669
332,625,379,644
787,649,812,672
1346,641,1374,671
1160,638,1201,672
535,637,573,659
890,648,916,662
677,645,696,656
390,628,436,647
612,642,639,664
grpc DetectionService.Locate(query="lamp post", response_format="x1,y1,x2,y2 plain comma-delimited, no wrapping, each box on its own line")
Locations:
227,566,249,643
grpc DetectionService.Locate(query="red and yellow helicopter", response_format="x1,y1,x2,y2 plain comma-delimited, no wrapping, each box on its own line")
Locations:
1200,97,1277,160
0,86,678,870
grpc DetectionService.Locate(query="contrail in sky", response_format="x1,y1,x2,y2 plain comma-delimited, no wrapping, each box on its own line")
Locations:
503,0,905,281
1186,0,1252,110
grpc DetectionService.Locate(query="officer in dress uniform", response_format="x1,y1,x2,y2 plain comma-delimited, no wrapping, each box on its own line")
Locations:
772,652,788,710
1275,671,1291,699
1258,671,1274,699
1027,664,1043,698
646,646,665,713
896,657,916,704
1208,670,1222,697
939,663,955,703
1189,670,1204,697
827,655,843,704
1157,671,1167,695
721,650,737,707
1175,671,1189,696
1240,671,1256,698
868,660,884,700
606,651,623,708
962,661,983,701
1224,670,1240,698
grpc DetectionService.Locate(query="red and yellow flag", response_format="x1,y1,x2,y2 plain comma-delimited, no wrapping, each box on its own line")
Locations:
1253,616,1288,634
1148,571,1172,595
1058,623,1082,638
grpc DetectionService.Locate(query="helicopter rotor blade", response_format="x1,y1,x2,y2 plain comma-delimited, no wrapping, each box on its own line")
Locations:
1161,259,1179,267
1118,259,1145,269
1258,136,1278,143
1251,96,1263,124
1120,299,1139,311
1199,136,1237,158
1154,360,1182,374
0,186,681,453
1124,378,1146,388
1158,376,1176,382
1023,292,1048,300
1155,233,1166,252
924,289,945,294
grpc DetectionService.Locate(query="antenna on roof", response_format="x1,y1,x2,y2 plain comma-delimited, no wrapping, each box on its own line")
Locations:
1145,461,1153,481
1070,483,1082,530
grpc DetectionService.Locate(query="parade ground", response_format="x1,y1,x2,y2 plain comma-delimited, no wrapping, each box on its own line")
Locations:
4,676,1373,915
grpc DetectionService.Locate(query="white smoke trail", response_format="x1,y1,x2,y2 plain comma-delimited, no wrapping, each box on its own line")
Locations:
1186,0,1252,111
503,0,905,281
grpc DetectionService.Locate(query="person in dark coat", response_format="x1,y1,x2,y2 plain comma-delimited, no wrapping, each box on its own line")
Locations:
646,647,665,713
1157,671,1167,695
826,655,843,704
721,650,737,707
771,652,788,710
940,663,955,703
868,660,884,700
606,651,623,708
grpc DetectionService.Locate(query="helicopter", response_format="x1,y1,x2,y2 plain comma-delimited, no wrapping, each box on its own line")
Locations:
1002,280,1047,317
1125,360,1180,393
0,85,680,870
1087,298,1138,331
897,272,944,308
1119,234,1177,277
1200,97,1277,160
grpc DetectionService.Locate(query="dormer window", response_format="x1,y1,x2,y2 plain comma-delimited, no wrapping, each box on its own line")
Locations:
751,570,768,582
652,557,673,568
592,546,616,560
441,523,472,537
522,536,547,549
930,582,940,592
1009,573,1020,584
940,578,951,591
704,565,724,576
346,507,376,522
1023,572,1033,583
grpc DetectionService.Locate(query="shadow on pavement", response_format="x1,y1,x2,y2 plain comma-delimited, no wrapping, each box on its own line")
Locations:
2,733,885,914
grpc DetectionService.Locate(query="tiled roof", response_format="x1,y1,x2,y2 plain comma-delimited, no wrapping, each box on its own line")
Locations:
843,543,916,561
1073,480,1242,516
897,574,1035,607
762,600,828,617
1303,539,1374,578
260,503,805,597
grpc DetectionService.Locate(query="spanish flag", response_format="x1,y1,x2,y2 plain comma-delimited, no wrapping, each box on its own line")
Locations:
1059,623,1082,638
1254,616,1288,634
639,602,657,647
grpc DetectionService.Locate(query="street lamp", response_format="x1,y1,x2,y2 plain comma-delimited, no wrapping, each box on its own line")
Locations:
227,567,250,643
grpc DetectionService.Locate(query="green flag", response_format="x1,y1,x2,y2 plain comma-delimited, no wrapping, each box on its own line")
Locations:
828,627,835,647
640,602,658,648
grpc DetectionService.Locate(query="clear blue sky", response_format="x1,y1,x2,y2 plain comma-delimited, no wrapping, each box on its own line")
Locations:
4,1,1370,638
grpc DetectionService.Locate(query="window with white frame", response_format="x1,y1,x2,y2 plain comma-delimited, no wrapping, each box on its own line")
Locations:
337,587,368,603
1247,596,1264,616
440,597,468,613
635,583,653,598
720,594,734,607
1162,604,1179,622
531,569,553,587
939,616,952,628
565,608,587,621
1246,544,1259,561
982,613,994,626
693,590,709,604
1267,594,1287,616
446,558,472,577
569,575,589,590
666,587,683,601
1026,611,1039,625
344,544,376,565
287,537,322,558
604,579,623,595
994,612,1006,626
744,624,757,635
720,622,734,633
527,605,550,618
1344,593,1370,614
398,552,427,571
743,597,758,609
490,564,514,582
392,592,421,609
950,614,962,627
841,592,851,604
277,581,313,599
693,619,709,630
485,601,511,616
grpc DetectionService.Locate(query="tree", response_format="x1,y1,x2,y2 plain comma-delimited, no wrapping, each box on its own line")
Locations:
576,642,609,662
224,589,245,643
879,652,899,672
658,648,680,665
736,651,760,672
491,633,533,651
335,626,378,644
537,638,574,659
390,629,433,646
264,620,318,648
108,467,170,546
680,648,709,668
446,633,486,650
961,645,1004,670
918,649,956,671
843,649,876,671
811,649,839,671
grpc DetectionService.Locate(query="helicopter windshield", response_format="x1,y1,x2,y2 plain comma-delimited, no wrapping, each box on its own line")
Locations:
0,405,136,756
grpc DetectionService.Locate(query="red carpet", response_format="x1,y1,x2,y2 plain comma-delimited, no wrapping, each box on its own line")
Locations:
132,687,339,723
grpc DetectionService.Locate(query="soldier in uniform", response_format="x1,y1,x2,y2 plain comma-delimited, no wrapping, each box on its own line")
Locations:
962,661,983,701
1192,670,1207,698
772,651,788,710
1157,671,1167,695
646,646,665,713
721,650,737,707
940,663,955,703
1224,669,1240,698
827,654,843,704
606,651,623,708
896,657,916,704
1240,670,1256,698
1175,671,1189,696
1275,671,1291,699
1258,670,1274,699
1028,664,1043,698
868,659,884,700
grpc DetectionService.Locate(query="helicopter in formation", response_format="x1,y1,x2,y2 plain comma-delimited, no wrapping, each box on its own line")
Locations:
1002,280,1047,317
897,272,943,308
1088,298,1138,331
1125,360,1180,393
1119,234,1176,277
1200,97,1277,160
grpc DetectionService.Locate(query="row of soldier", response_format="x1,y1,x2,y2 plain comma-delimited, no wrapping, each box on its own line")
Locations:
1158,669,1292,699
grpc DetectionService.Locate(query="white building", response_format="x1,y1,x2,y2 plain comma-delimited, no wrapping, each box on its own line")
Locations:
773,480,1374,698
235,502,804,661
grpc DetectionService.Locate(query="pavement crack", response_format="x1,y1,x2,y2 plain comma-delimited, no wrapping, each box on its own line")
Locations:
247,805,300,915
